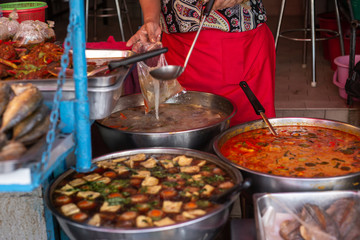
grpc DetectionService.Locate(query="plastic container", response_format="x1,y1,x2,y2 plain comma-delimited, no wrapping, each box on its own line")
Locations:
0,2,47,23
333,54,360,100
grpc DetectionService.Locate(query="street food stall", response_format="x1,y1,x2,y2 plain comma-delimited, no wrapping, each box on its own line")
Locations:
0,0,360,240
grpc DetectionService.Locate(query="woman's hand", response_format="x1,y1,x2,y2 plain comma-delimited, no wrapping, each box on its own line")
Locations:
126,21,162,47
212,0,250,10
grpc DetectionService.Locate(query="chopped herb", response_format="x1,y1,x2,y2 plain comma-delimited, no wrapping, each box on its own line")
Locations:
107,197,131,206
201,166,211,171
339,148,355,155
196,200,210,208
305,162,316,167
340,166,351,171
294,167,306,171
334,163,340,168
203,175,224,184
299,143,310,148
162,181,178,187
332,158,345,162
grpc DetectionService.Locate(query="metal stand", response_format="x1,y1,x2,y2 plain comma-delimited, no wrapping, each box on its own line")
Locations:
85,0,134,41
275,0,345,87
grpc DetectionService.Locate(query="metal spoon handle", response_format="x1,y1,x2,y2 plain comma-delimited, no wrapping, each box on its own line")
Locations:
108,47,168,70
239,81,278,136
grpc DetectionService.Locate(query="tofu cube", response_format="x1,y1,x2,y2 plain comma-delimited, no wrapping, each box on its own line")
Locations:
162,201,183,213
77,191,101,200
197,160,207,167
100,201,121,212
96,177,111,184
180,166,200,174
136,215,153,228
61,203,80,216
182,209,206,219
160,160,174,169
146,185,162,194
132,170,151,179
88,213,101,226
130,153,146,161
112,157,127,163
96,160,117,168
55,184,77,196
201,184,215,196
69,178,86,187
141,176,159,187
153,217,175,227
82,173,102,182
112,165,129,175
140,158,157,168
173,155,193,166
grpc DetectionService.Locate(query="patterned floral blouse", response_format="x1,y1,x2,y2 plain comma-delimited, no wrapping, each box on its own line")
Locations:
160,0,267,33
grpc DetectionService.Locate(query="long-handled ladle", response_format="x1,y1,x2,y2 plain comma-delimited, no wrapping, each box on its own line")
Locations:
239,81,278,136
149,0,215,81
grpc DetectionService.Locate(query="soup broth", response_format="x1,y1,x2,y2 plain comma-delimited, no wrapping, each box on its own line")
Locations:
99,104,227,132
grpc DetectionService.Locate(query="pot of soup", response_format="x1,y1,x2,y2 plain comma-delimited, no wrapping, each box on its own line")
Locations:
45,148,244,240
95,91,236,151
213,117,360,193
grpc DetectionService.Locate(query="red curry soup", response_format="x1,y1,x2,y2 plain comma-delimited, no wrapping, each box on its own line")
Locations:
98,104,227,132
52,153,235,228
220,126,360,178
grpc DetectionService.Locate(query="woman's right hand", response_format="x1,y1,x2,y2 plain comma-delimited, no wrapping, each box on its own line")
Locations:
126,21,162,48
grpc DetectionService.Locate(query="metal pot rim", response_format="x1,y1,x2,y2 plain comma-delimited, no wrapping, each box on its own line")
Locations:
213,117,360,180
45,147,243,233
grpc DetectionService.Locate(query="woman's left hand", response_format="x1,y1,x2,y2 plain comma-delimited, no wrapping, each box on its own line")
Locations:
212,0,250,10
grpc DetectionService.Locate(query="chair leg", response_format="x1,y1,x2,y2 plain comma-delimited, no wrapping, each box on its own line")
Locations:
115,0,125,41
310,0,316,87
334,0,345,56
122,0,134,36
94,0,98,41
275,0,286,50
302,0,309,69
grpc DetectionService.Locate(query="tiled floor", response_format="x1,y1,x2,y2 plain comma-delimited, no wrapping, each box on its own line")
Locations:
52,5,360,126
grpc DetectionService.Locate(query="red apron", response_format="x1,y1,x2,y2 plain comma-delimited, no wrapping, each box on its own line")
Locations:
162,24,276,126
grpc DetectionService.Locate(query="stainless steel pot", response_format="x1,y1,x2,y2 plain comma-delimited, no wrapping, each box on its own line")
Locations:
45,148,243,240
213,117,360,193
95,91,236,151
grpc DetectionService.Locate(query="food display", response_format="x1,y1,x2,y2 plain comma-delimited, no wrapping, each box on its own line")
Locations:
50,152,237,228
99,103,228,132
220,126,360,178
0,82,50,161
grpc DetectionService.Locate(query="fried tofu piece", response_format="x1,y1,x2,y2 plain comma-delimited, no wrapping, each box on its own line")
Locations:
140,158,157,168
88,213,101,226
182,209,206,219
100,201,121,212
154,217,175,227
77,191,101,200
112,165,129,175
112,157,127,163
61,203,80,216
55,184,77,196
82,173,102,182
96,177,111,184
130,153,146,161
124,160,134,169
136,215,153,228
191,174,203,181
69,178,86,187
173,155,193,166
141,176,159,187
132,170,151,179
197,160,207,167
160,160,174,169
202,184,215,196
146,185,162,194
96,160,117,168
180,166,200,174
162,201,183,213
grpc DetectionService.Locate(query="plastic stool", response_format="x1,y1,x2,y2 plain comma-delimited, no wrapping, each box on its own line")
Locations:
275,0,345,87
85,0,134,42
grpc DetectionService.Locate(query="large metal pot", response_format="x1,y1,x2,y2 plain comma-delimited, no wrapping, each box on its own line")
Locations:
213,117,360,193
45,148,243,240
95,91,236,151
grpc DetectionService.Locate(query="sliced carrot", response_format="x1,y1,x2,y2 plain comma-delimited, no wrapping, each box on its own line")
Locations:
147,209,164,219
71,212,88,222
108,192,122,198
103,171,117,178
130,178,142,187
77,200,96,210
183,201,198,210
160,188,177,199
55,195,72,205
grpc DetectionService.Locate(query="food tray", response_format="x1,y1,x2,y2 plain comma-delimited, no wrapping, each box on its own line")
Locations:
253,191,360,240
5,50,134,119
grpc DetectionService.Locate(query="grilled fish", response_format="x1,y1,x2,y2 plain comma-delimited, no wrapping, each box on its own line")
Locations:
1,87,43,132
10,83,35,96
279,219,303,240
13,104,50,140
0,141,27,161
17,114,50,146
0,82,11,117
299,204,339,240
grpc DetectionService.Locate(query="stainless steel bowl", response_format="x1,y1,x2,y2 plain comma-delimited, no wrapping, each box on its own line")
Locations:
95,91,236,151
213,117,360,193
45,148,243,240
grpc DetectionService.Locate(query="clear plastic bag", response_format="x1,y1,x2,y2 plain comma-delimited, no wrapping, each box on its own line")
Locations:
34,20,56,42
0,23,10,40
134,41,184,117
13,20,44,46
0,10,20,38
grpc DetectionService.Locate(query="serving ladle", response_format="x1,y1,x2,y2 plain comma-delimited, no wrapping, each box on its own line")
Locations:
239,81,278,136
149,0,215,81
48,47,168,77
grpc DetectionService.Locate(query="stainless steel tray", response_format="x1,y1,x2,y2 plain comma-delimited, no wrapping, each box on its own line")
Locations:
253,191,360,240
